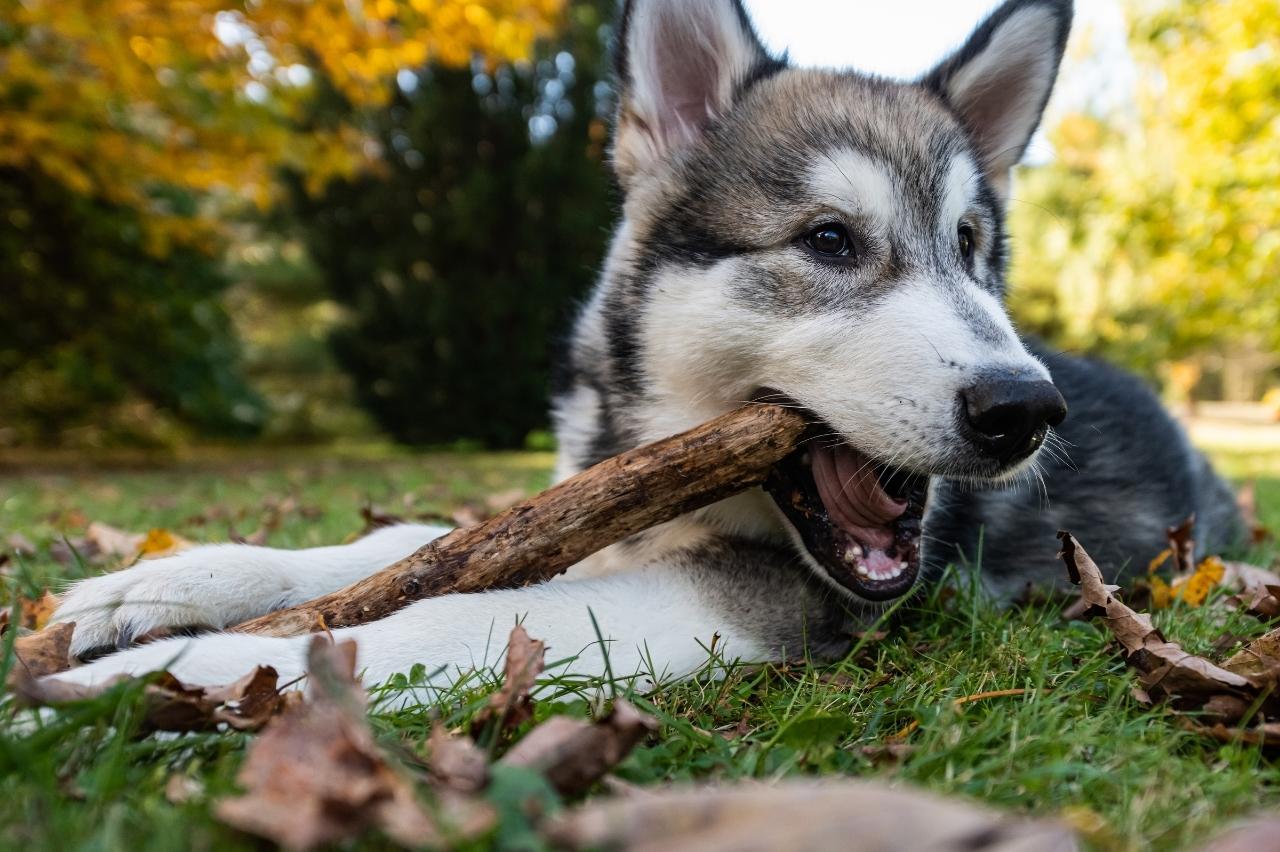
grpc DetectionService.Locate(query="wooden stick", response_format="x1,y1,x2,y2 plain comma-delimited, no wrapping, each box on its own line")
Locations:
233,404,808,637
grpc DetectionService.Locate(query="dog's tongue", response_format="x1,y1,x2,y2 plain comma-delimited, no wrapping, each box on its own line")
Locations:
811,444,907,551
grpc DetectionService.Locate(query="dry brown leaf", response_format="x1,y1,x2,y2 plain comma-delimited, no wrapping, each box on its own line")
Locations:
144,666,300,733
1236,480,1271,546
6,532,36,557
83,521,145,562
1222,561,1280,592
1200,815,1280,852
13,658,298,733
859,743,916,766
10,621,75,680
471,624,546,735
1059,531,1254,710
1237,584,1280,620
1144,515,1260,609
450,504,487,528
20,589,59,630
545,779,1077,851
358,505,405,536
499,699,657,797
426,724,489,793
485,488,528,514
1219,627,1280,691
216,638,487,851
1189,720,1280,747
1167,515,1197,575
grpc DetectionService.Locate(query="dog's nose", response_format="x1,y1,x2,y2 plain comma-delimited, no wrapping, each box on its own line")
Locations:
960,373,1067,463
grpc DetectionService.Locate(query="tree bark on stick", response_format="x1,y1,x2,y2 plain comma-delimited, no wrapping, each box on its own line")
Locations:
233,403,808,638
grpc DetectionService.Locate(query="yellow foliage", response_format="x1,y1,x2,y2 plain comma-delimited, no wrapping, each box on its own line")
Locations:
0,0,563,252
1009,0,1280,371
1148,553,1227,609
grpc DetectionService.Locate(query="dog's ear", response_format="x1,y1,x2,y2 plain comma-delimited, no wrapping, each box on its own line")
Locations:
612,0,780,185
923,0,1072,198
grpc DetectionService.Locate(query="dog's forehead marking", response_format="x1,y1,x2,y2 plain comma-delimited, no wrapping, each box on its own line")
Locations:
807,148,898,224
940,154,981,231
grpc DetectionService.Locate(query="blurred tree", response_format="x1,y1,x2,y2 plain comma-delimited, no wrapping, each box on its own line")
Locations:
0,0,563,242
0,0,563,445
1009,0,1279,394
287,1,615,447
0,169,263,446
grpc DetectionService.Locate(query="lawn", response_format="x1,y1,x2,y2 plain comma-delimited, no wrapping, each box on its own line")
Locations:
1,447,1278,851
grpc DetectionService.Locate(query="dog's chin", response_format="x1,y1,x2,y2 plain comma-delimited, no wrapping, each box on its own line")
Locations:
759,417,1041,605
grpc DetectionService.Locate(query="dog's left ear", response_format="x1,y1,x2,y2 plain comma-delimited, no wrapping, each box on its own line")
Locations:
612,0,780,187
923,0,1072,198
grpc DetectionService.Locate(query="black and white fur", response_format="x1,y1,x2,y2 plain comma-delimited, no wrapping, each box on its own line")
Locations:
48,0,1240,697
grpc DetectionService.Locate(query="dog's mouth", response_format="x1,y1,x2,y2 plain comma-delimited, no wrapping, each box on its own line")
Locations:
764,428,928,602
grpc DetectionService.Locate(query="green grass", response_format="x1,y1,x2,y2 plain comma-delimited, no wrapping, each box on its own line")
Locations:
1,451,1278,851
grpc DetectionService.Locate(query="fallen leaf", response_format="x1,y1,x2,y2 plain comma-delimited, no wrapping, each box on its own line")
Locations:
484,488,527,514
1145,516,1248,610
1185,721,1280,748
145,666,300,733
1174,555,1225,608
216,638,487,850
471,624,545,736
1060,531,1280,732
450,504,487,528
1223,561,1280,593
9,621,75,680
545,779,1077,851
1201,816,1280,851
20,589,59,630
1237,584,1280,620
859,743,916,766
229,523,272,546
6,532,36,557
426,724,489,793
165,774,205,804
1236,480,1271,546
358,505,405,536
499,699,657,797
13,659,298,733
83,521,144,562
137,528,192,559
49,536,98,566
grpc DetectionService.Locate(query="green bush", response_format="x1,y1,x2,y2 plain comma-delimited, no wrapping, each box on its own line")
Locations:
287,2,615,447
0,168,265,448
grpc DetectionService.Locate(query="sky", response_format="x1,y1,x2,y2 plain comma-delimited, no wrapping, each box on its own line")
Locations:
743,0,1139,160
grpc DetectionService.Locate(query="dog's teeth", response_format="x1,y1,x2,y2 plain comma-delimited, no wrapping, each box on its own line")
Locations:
842,549,857,564
848,543,863,557
856,565,869,578
898,561,908,572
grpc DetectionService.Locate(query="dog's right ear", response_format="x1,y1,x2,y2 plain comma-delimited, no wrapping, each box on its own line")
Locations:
922,0,1072,199
612,0,780,186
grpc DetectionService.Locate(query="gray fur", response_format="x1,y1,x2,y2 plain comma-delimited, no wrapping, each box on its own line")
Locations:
552,0,1243,654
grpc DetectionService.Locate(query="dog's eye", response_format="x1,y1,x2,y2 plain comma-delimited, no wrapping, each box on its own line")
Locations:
804,224,854,259
958,223,975,262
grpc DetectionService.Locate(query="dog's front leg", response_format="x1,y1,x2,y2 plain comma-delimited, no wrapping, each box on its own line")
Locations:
52,523,451,655
44,566,768,703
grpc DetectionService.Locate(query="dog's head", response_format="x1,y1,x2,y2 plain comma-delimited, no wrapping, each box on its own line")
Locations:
600,0,1072,602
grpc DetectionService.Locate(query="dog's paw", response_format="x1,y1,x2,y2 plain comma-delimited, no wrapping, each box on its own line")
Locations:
52,546,297,656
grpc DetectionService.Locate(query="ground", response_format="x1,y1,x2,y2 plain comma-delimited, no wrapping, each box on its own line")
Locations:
1,438,1279,851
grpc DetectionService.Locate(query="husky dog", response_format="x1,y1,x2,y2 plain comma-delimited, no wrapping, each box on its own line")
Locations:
50,0,1240,694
